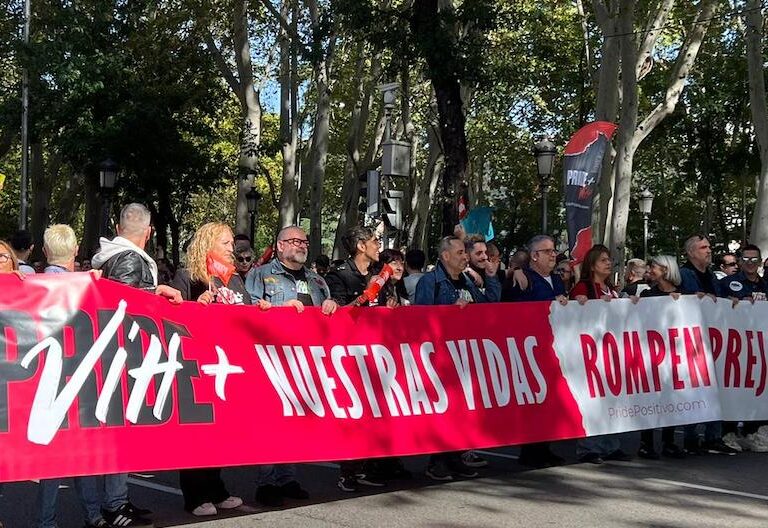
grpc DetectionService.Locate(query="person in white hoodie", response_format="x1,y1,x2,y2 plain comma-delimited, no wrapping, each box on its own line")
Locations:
91,203,181,528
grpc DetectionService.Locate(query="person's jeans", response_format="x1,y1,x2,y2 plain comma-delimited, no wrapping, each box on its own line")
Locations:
37,477,102,528
684,421,722,445
576,435,620,457
103,473,129,512
255,464,297,487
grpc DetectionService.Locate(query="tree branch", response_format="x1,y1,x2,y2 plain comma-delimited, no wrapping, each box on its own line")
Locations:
633,0,718,149
204,30,242,101
636,0,675,77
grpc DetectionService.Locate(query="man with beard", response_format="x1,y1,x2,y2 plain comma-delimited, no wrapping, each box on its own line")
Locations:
463,234,502,301
245,226,336,506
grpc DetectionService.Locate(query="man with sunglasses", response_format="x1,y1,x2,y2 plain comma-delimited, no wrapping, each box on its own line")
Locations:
325,225,381,307
717,244,768,453
715,253,739,280
245,226,335,506
233,243,255,281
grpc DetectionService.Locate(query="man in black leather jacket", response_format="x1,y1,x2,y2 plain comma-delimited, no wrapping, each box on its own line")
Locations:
90,203,181,528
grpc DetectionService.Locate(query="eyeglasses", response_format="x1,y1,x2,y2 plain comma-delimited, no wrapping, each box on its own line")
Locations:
535,248,558,255
0,253,10,263
236,255,253,263
281,238,310,248
723,262,739,267
741,257,761,264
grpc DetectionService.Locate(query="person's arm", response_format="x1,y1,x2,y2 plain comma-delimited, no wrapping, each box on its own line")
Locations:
413,273,436,305
244,266,266,301
482,273,501,302
324,270,349,305
679,267,698,295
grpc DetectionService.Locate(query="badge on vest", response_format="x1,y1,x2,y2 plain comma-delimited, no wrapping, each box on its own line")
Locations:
729,282,744,292
296,281,310,294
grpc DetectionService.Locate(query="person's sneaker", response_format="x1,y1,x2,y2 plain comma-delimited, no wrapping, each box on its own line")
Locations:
191,503,217,517
425,461,454,481
102,504,154,527
84,520,110,528
702,439,738,455
637,445,660,460
605,449,632,462
255,484,284,507
740,433,768,452
579,453,604,465
447,458,479,478
662,443,687,459
215,496,243,510
461,451,489,468
337,476,359,492
355,473,386,487
280,480,309,499
518,455,552,469
722,432,744,452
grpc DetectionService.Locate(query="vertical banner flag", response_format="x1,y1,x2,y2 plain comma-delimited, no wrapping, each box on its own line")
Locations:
564,121,617,264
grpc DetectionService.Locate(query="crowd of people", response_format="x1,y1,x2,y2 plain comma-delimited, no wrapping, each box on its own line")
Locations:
2,203,768,528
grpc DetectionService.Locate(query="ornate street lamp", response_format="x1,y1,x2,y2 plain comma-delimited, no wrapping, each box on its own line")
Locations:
533,137,557,233
99,158,119,237
246,186,261,245
639,188,655,261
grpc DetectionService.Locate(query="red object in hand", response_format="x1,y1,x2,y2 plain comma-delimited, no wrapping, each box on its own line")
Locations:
355,264,394,305
255,245,274,266
206,252,236,286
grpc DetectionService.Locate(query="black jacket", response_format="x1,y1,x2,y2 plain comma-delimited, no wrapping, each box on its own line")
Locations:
101,251,155,291
171,269,251,305
324,258,369,306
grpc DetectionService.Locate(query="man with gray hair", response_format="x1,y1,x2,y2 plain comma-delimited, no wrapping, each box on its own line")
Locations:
245,225,333,505
678,234,737,456
91,203,180,527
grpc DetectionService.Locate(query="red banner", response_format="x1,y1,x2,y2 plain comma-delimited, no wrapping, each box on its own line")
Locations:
0,273,585,482
5,275,768,483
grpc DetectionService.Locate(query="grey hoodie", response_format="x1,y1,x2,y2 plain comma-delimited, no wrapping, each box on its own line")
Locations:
91,236,158,287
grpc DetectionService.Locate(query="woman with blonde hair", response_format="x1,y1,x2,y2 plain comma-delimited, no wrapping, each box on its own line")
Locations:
170,222,259,516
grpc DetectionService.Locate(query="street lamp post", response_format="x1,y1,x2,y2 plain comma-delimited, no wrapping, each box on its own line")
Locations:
639,188,655,261
246,186,261,246
99,159,119,238
533,137,557,233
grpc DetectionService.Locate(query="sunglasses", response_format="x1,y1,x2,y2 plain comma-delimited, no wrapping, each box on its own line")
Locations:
741,257,761,264
236,255,253,263
723,262,738,267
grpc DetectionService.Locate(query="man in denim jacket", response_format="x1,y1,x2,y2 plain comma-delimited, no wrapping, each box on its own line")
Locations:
246,226,338,315
245,226,337,506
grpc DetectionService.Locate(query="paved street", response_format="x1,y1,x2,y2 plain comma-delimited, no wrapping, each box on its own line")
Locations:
3,433,768,528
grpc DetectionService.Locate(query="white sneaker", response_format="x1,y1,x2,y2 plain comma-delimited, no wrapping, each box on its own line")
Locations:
754,426,768,445
722,432,743,452
742,433,768,452
215,496,243,509
191,503,217,516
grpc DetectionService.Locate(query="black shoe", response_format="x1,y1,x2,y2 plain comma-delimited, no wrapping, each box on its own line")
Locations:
702,439,738,456
684,440,707,456
545,452,565,466
518,455,552,469
461,451,489,468
280,480,309,500
662,443,687,459
425,461,454,481
84,520,111,528
102,504,153,527
337,476,359,492
125,502,152,517
447,459,479,478
255,484,284,507
579,453,604,465
605,449,632,462
355,473,386,487
637,446,660,460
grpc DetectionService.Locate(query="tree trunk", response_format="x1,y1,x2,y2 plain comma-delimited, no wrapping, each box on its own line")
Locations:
29,142,50,261
80,169,101,260
746,0,768,254
409,120,443,251
591,0,620,244
277,0,299,229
